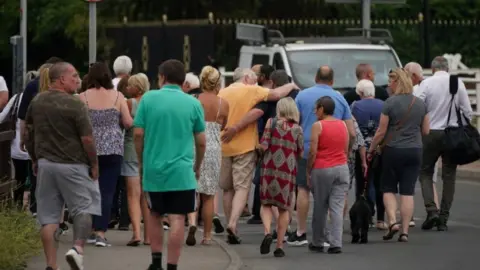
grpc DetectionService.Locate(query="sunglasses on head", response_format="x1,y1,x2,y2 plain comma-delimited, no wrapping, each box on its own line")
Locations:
389,67,405,74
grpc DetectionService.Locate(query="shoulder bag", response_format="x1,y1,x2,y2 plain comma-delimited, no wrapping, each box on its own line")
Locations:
443,75,480,165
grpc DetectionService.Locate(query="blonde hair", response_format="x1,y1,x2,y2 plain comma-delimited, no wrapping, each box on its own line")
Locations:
276,97,300,123
389,68,413,95
200,66,220,92
356,79,375,97
38,63,53,93
128,73,150,93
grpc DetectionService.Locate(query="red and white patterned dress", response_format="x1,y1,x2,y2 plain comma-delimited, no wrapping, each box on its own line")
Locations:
260,118,304,210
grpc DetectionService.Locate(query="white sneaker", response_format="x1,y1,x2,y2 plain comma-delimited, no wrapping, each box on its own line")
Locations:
409,220,416,227
323,242,331,248
65,248,84,270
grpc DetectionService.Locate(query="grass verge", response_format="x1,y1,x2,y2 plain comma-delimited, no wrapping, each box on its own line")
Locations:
0,204,41,270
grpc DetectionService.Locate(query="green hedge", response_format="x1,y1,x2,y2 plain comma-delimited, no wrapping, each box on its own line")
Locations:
0,206,41,270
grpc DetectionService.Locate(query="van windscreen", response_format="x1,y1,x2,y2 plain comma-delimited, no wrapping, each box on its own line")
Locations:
287,49,399,89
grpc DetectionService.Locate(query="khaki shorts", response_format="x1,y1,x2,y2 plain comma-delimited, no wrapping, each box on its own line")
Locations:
219,151,256,191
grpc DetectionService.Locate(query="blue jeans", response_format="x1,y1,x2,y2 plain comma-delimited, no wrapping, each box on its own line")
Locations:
93,155,123,232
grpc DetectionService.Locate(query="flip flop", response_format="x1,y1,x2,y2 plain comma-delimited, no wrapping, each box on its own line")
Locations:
383,222,401,241
126,239,141,247
201,239,213,245
226,228,241,245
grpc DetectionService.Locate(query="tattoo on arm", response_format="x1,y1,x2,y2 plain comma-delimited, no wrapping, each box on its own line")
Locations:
80,135,98,168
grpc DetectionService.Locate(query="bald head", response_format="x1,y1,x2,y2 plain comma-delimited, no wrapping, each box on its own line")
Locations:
355,63,374,81
49,62,72,82
251,64,262,76
404,62,424,86
49,62,79,94
315,66,334,85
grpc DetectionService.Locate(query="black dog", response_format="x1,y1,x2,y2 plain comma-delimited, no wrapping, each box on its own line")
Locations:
349,195,372,244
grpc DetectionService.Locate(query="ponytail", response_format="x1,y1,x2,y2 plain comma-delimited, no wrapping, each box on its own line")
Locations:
39,67,50,93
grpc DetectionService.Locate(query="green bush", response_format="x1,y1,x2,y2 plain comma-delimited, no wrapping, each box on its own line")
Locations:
0,205,41,270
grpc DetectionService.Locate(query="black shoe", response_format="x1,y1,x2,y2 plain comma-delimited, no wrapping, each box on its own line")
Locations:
308,243,324,252
273,248,285,257
59,222,69,232
147,264,162,270
421,212,439,230
437,217,448,231
108,219,119,229
328,247,342,254
247,216,262,225
213,216,225,234
260,234,273,254
287,231,308,246
118,225,130,231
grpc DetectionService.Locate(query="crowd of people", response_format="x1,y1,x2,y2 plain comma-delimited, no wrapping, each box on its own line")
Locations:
0,54,474,270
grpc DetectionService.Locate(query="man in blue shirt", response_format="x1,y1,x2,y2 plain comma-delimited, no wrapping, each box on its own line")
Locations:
287,65,356,247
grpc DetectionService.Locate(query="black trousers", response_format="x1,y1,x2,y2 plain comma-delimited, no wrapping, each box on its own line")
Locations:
111,175,130,227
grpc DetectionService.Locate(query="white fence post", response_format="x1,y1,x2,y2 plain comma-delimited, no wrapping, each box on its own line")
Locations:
219,66,226,89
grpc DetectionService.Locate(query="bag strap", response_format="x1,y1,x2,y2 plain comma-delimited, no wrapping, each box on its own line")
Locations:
380,96,417,148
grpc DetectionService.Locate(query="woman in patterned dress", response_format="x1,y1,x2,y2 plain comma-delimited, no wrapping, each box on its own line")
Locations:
185,66,229,246
258,97,303,258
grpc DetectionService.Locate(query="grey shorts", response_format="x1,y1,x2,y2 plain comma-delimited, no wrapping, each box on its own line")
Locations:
121,161,139,177
36,158,101,226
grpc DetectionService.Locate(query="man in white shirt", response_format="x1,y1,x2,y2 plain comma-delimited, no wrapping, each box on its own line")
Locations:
404,62,439,209
112,56,133,90
417,56,473,232
0,76,9,111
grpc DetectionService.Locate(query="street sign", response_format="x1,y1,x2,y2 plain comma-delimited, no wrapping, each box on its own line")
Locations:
325,0,406,3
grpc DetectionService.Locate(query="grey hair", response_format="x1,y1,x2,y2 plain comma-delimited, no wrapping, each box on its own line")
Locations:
184,72,200,89
431,56,449,71
25,70,39,85
233,67,256,82
355,79,375,98
404,62,423,78
113,55,133,76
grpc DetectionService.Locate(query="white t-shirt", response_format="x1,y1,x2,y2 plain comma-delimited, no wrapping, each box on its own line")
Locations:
0,93,30,160
112,77,121,91
0,76,8,92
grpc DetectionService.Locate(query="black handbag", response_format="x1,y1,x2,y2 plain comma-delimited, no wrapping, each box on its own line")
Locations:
443,76,480,165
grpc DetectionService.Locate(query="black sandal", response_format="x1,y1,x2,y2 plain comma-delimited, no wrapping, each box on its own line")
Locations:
383,222,401,241
126,239,141,246
398,233,408,242
260,234,273,255
226,228,241,245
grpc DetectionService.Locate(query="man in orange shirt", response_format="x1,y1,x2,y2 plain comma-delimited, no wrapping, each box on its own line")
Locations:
218,67,297,244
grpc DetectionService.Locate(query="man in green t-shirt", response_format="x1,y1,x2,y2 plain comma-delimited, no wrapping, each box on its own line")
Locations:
133,59,206,270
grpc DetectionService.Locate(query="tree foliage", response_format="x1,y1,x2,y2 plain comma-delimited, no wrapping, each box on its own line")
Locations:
1,0,480,71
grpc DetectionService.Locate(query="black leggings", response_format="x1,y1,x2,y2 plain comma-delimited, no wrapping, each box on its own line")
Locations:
12,159,29,207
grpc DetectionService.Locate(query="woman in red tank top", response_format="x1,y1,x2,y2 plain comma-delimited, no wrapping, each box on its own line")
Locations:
306,96,350,253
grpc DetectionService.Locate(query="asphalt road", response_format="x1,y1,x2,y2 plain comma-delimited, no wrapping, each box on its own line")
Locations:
215,178,480,270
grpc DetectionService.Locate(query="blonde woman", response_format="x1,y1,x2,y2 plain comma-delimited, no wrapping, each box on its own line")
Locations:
368,68,430,242
123,73,151,246
258,97,303,257
38,64,53,93
185,66,229,246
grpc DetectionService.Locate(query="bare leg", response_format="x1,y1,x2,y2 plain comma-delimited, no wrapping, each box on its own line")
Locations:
227,188,250,232
126,176,142,241
41,224,59,270
223,190,234,223
260,205,273,235
295,187,310,235
167,214,187,265
400,195,414,234
149,213,164,254
213,191,220,215
383,192,398,226
276,209,289,249
433,184,439,209
140,192,151,244
272,206,279,221
201,194,214,240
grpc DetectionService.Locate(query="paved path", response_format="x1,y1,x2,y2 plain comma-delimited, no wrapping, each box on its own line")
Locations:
27,230,234,270
27,172,480,270
219,177,480,270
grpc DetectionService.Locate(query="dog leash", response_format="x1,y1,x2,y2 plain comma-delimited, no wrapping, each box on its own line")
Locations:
361,167,369,198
